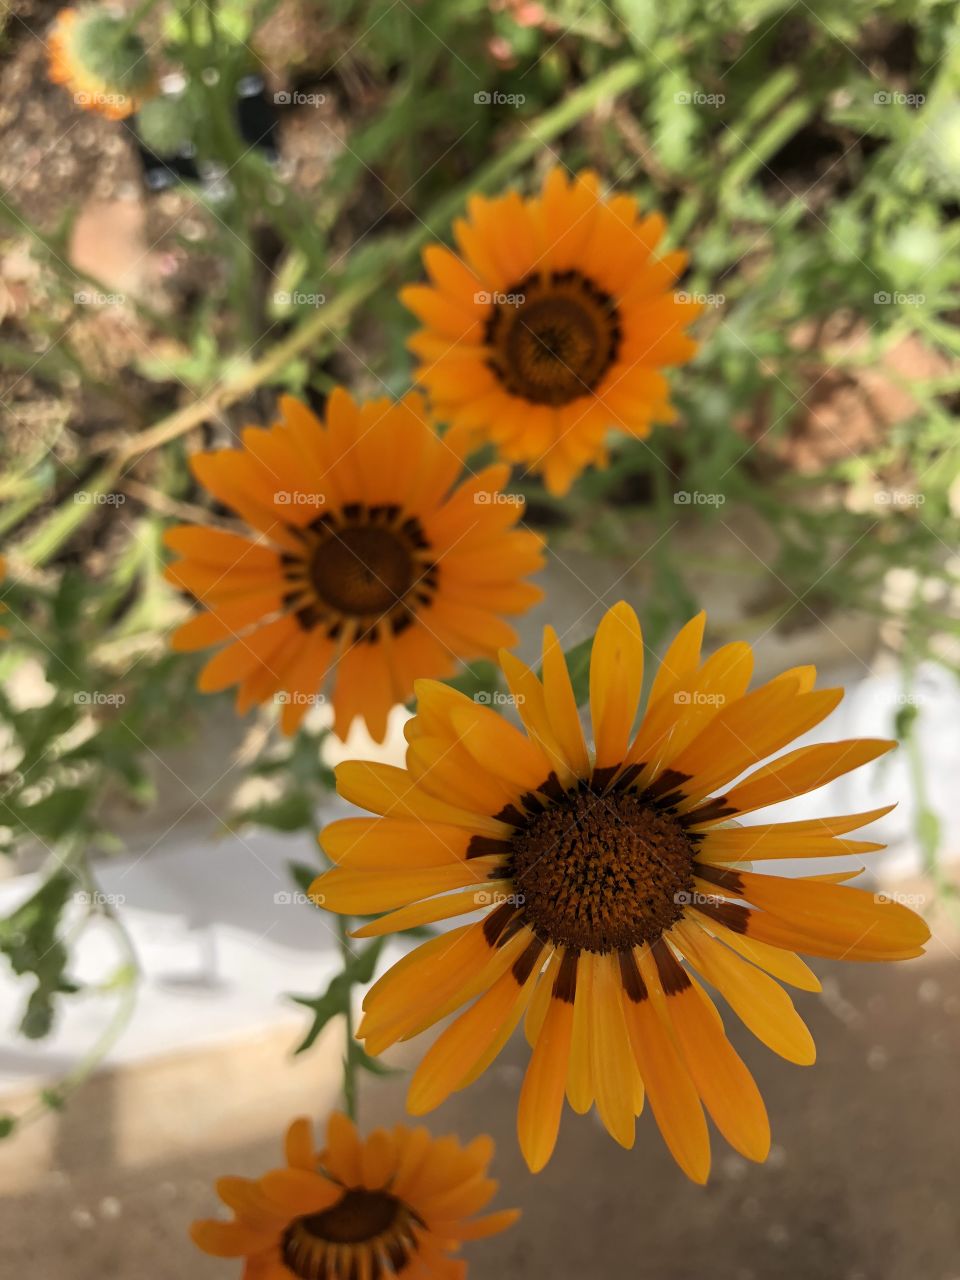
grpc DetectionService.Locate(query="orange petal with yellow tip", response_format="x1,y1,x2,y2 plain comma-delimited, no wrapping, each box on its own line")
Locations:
190,1220,271,1257
589,602,644,773
653,966,771,1164
518,985,575,1172
334,761,513,837
698,864,930,955
407,961,538,1115
621,948,711,1184
284,1117,316,1171
689,738,896,823
673,920,816,1065
311,859,501,916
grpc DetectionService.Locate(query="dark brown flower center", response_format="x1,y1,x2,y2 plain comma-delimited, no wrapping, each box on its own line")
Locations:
484,270,621,406
281,504,437,640
282,1188,424,1280
508,788,695,953
311,526,414,616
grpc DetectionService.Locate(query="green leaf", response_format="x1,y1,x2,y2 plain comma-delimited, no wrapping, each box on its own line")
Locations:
349,1042,400,1077
288,860,320,896
290,981,350,1055
442,660,503,707
0,787,92,844
290,939,386,1055
0,870,78,1040
346,937,386,986
0,1115,17,1140
233,791,315,833
563,636,594,707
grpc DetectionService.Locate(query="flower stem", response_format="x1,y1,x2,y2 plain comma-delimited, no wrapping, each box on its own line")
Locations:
337,913,359,1123
315,821,360,1122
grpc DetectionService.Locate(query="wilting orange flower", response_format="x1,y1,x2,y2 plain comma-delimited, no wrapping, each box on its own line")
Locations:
48,6,156,121
401,168,700,496
165,389,543,742
313,602,929,1180
190,1112,518,1279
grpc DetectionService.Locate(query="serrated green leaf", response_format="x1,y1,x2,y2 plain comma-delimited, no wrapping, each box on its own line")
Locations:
349,1042,400,1077
0,869,79,1040
290,979,350,1054
290,939,385,1055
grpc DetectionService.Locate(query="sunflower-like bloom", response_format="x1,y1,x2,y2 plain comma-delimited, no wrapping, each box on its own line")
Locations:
165,389,543,741
312,603,930,1180
190,1112,519,1280
401,168,700,496
48,6,156,121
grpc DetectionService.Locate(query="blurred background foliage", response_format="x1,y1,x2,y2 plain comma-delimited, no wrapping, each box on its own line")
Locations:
0,0,958,1128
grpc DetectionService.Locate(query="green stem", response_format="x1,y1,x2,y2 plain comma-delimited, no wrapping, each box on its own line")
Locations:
337,915,358,1123
314,822,359,1122
17,461,124,568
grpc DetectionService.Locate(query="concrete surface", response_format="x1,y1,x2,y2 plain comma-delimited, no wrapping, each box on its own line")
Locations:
0,928,957,1280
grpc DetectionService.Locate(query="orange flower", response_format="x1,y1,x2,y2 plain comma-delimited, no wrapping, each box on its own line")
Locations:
402,168,700,495
165,389,543,742
48,6,156,121
313,603,929,1179
190,1112,519,1279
